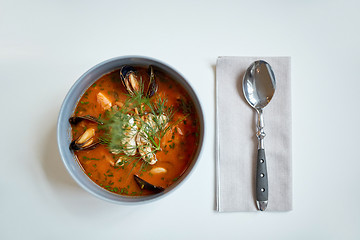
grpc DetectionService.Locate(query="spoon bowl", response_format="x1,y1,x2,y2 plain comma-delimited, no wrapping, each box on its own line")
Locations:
243,60,276,110
242,60,276,211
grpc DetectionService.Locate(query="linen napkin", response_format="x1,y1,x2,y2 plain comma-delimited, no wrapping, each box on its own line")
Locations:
216,57,292,212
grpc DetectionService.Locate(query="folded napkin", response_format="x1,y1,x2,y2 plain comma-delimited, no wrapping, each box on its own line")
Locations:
216,56,292,212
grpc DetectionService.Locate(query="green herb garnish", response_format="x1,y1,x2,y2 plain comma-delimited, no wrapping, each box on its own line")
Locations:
98,88,179,164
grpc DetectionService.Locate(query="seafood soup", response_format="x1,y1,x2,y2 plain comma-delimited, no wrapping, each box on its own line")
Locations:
69,65,200,196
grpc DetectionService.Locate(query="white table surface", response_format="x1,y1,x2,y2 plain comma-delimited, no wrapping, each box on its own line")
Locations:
1,1,360,239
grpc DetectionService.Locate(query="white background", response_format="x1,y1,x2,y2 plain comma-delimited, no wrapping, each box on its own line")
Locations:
1,0,359,239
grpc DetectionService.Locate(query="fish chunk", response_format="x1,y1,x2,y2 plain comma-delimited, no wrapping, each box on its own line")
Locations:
121,117,138,156
110,116,138,156
135,113,168,165
97,92,112,110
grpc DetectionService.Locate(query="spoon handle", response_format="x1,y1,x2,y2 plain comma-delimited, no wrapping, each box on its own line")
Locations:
256,109,268,211
256,149,268,211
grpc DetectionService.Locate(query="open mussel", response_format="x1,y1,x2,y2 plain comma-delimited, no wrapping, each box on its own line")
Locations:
69,115,102,125
120,65,141,96
69,115,101,151
70,127,100,151
146,66,158,98
134,175,164,193
120,65,158,98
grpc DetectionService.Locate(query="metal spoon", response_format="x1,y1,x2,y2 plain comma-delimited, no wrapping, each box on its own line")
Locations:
242,60,276,211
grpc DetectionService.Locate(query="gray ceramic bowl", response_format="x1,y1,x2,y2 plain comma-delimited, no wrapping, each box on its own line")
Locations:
57,56,204,204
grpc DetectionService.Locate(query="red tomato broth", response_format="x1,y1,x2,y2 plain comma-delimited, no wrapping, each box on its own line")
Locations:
71,67,200,196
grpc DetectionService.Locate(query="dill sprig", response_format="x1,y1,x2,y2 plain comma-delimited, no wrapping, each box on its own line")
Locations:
97,87,181,163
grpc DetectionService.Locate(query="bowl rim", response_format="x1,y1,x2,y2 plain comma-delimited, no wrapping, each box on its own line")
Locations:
57,55,205,204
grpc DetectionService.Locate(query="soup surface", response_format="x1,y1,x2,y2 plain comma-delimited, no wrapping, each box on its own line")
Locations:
70,66,200,196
